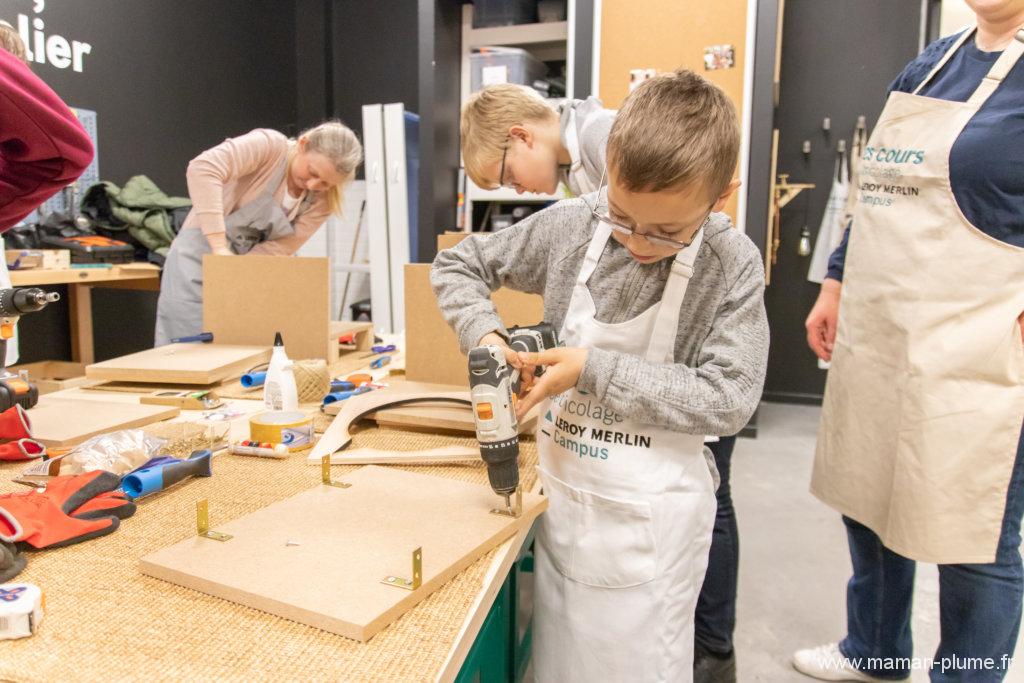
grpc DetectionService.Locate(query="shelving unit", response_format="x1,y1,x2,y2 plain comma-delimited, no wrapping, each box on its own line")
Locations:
458,2,575,232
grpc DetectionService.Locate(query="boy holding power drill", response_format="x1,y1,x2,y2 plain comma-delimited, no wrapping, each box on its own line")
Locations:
432,69,768,682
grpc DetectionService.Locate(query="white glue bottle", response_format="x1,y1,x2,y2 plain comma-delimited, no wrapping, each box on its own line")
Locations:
264,332,299,412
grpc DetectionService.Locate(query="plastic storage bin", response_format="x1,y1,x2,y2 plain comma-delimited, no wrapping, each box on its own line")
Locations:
537,0,567,22
472,0,537,28
470,47,548,93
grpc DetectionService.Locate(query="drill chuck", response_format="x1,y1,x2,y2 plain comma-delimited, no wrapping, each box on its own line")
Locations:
480,437,520,494
0,288,60,316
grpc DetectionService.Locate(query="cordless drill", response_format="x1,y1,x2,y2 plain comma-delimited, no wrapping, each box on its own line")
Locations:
0,287,61,411
469,323,557,514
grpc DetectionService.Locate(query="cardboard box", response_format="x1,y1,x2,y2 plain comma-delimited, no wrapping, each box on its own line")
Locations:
202,255,372,362
405,233,544,386
9,361,90,394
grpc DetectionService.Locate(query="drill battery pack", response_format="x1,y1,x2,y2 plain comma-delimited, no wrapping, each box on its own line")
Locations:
0,376,38,412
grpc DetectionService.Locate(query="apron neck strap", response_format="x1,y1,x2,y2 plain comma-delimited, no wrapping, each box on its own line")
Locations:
913,28,976,95
966,28,1024,107
645,227,704,362
577,219,611,286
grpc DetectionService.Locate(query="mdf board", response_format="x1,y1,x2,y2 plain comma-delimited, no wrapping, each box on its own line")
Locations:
598,0,750,223
404,264,544,386
86,344,270,385
203,254,335,361
28,397,180,447
140,465,547,642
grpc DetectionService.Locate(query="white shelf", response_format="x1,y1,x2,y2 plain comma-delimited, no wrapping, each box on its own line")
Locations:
466,21,568,50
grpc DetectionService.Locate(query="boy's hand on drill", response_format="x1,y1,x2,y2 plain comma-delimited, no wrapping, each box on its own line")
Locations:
478,331,535,382
514,347,588,419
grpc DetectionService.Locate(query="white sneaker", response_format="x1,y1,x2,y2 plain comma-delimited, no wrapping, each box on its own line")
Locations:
792,643,907,682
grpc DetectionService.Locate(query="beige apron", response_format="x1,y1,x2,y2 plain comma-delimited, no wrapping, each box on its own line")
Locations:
811,28,1024,564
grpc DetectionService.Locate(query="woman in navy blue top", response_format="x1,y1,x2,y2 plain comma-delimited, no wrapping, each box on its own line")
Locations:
799,2,1024,681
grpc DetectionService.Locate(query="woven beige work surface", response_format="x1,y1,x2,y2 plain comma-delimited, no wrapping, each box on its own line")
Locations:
0,427,538,682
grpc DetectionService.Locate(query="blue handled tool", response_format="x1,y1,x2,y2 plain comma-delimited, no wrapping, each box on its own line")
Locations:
241,370,267,388
371,344,396,354
330,380,356,392
322,386,372,405
370,355,391,369
171,332,214,344
120,450,213,499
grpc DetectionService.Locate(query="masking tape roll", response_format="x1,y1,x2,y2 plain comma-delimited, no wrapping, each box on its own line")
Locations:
249,411,315,452
0,583,44,640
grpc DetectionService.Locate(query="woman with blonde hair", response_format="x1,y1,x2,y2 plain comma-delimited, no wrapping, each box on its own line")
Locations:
155,121,362,344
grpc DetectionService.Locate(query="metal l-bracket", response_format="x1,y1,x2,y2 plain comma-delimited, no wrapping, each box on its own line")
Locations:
380,547,423,591
197,500,232,541
322,454,351,488
489,487,523,518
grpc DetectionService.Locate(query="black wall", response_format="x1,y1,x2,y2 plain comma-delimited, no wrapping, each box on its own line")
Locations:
0,0,298,196
762,0,922,403
0,0,299,361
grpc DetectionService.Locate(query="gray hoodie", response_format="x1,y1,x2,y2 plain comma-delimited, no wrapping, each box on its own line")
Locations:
430,194,769,437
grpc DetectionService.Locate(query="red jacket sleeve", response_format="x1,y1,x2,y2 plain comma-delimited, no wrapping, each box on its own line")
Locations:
0,48,94,232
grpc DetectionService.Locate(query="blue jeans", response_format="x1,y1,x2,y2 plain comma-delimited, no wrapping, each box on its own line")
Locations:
695,435,739,656
839,424,1024,682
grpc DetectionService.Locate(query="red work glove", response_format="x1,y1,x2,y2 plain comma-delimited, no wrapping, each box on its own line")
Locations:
0,471,132,549
70,490,136,521
0,438,45,462
0,406,32,441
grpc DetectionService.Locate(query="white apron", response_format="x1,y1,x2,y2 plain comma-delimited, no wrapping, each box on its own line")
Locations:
560,104,601,196
808,156,850,283
811,28,1024,564
154,157,310,345
533,222,717,682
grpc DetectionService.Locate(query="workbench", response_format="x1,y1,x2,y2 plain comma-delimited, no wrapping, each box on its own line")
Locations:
10,264,162,365
0,380,537,681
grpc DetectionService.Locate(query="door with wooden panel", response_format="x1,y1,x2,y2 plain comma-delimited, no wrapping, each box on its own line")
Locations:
598,0,750,223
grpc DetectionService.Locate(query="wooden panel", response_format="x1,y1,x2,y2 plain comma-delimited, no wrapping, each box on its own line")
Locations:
28,397,180,447
203,254,333,361
312,445,480,466
368,403,538,435
9,263,160,287
404,264,544,387
598,0,749,222
140,465,547,642
311,386,471,460
86,344,270,385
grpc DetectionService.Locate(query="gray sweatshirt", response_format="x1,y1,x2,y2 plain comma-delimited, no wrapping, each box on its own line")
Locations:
430,195,769,437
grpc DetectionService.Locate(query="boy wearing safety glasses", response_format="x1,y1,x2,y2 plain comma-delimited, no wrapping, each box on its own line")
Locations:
431,69,768,681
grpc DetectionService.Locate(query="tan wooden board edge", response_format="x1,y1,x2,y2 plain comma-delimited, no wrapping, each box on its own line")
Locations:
309,445,480,466
86,344,270,385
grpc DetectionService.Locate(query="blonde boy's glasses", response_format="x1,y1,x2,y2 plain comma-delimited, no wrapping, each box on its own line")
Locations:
497,138,514,189
589,170,711,250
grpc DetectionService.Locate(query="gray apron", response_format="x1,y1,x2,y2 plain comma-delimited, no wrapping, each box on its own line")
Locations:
154,159,312,345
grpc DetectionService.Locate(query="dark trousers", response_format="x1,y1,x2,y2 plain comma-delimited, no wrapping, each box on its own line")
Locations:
695,435,739,656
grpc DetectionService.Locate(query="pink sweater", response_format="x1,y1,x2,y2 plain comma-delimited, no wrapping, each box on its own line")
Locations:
182,128,331,255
